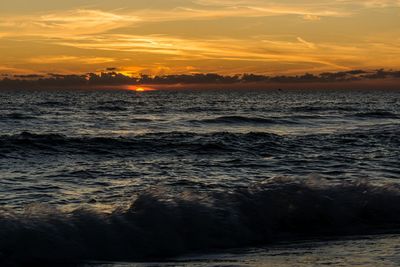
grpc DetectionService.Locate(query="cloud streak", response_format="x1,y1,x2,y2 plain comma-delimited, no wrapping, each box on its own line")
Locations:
0,0,399,75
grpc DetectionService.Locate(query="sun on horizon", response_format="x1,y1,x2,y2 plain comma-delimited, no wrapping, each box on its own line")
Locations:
126,85,155,92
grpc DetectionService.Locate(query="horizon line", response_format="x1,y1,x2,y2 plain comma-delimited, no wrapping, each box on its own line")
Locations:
1,68,400,90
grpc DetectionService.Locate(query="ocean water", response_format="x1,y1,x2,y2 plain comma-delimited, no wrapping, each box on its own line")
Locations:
1,88,400,266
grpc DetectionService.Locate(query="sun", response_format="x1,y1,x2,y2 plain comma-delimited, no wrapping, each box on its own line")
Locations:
126,85,155,92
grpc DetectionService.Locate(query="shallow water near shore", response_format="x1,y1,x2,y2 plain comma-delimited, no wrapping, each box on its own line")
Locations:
85,234,400,267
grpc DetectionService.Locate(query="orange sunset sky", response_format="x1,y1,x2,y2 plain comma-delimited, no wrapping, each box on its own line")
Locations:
1,0,400,76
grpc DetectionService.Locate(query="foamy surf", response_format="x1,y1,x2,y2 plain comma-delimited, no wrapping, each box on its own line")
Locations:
2,178,400,266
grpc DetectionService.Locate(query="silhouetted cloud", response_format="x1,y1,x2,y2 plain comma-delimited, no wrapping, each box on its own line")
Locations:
13,74,45,79
361,69,394,79
0,69,399,89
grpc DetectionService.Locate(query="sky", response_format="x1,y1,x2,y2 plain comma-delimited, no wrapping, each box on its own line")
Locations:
1,0,400,76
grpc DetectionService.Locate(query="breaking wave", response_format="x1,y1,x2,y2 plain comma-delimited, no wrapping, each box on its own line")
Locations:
1,177,400,265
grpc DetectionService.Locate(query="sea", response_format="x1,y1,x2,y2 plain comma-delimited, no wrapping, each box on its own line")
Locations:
1,88,400,266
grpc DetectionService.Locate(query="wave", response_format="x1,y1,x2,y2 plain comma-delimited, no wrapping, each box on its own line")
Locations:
1,128,399,157
89,100,134,112
90,105,128,112
0,113,36,120
0,132,274,157
1,177,400,265
351,111,399,119
131,118,153,123
38,101,66,107
291,106,359,112
184,107,223,113
193,116,298,125
97,100,132,106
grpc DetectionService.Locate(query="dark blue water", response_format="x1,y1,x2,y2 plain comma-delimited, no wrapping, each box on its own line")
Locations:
1,89,400,265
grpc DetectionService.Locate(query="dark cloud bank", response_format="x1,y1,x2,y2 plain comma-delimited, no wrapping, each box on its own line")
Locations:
1,69,399,90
